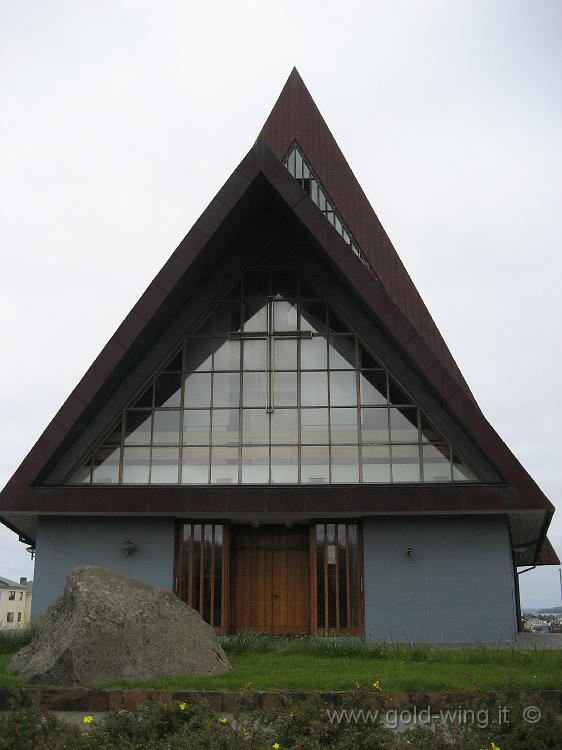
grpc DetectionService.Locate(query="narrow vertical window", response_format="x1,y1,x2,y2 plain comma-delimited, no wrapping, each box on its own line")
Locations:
178,523,226,632
315,522,362,634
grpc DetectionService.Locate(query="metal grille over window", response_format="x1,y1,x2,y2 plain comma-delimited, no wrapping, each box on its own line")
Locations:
67,261,477,486
284,146,369,267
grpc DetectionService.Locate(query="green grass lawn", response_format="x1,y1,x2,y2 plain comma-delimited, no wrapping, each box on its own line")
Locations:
2,642,561,692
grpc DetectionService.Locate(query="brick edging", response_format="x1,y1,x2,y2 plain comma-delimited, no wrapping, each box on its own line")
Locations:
0,688,560,713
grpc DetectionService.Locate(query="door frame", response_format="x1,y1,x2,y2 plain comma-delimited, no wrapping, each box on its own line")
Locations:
175,520,364,637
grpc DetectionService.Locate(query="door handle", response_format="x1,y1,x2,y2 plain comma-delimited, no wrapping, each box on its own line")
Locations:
273,593,280,598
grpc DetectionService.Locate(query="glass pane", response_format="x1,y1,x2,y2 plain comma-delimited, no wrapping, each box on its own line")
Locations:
348,525,359,628
242,446,269,483
242,409,269,444
362,445,391,482
122,447,150,483
211,446,239,484
338,525,347,629
453,454,477,481
273,372,298,406
301,337,327,369
164,350,182,372
361,408,389,442
152,410,180,444
133,383,153,408
124,410,152,445
185,339,213,371
151,447,179,483
423,444,451,482
391,445,420,482
330,408,358,443
359,345,382,369
359,371,387,405
271,445,298,483
192,525,201,609
390,407,419,442
70,459,92,484
328,336,356,369
271,408,298,444
274,339,297,370
213,301,241,335
243,339,267,370
328,309,349,333
213,525,223,628
105,420,123,446
301,408,329,444
331,445,359,482
92,447,120,484
300,301,326,332
316,524,325,629
301,372,328,406
420,414,445,443
329,371,357,406
388,378,413,405
213,339,240,370
213,373,240,407
184,372,211,408
272,269,297,298
273,301,298,331
183,410,210,445
301,445,329,483
243,302,267,332
326,523,336,628
243,371,267,408
181,446,209,484
244,270,269,298
212,409,240,445
203,525,212,622
154,373,182,408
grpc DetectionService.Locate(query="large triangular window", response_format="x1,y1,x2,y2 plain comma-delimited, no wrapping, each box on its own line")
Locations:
67,260,477,486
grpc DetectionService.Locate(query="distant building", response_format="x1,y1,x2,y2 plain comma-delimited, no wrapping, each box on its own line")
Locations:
0,576,33,629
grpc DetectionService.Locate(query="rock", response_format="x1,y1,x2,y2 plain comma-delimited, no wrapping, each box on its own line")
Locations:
9,566,230,685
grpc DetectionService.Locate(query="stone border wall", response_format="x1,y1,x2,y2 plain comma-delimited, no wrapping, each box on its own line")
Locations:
0,688,560,713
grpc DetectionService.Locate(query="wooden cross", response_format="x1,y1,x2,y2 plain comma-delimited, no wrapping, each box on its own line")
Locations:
229,296,312,413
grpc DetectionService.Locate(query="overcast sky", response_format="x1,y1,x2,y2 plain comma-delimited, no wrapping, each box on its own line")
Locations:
1,1,560,609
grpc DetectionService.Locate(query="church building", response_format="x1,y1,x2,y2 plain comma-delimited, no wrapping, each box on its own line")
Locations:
1,70,558,642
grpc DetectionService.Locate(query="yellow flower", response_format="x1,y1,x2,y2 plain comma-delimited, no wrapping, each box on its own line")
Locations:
83,715,94,724
372,680,382,691
178,702,187,711
491,744,501,750
273,743,281,750
219,717,229,725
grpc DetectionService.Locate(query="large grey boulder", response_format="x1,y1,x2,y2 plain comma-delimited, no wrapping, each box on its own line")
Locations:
9,566,230,685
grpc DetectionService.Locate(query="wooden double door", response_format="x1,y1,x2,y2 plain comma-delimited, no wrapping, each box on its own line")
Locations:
233,525,310,634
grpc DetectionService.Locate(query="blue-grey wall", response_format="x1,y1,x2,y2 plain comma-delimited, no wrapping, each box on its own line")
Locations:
32,517,176,620
363,516,517,643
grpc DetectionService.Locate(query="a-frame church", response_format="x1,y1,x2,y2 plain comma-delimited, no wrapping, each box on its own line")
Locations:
1,70,558,642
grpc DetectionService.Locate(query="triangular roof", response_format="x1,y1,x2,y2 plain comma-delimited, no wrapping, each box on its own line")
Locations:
0,70,557,565
260,69,473,400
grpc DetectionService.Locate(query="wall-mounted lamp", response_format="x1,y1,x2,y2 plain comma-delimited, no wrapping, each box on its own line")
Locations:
121,540,137,557
406,547,413,557
285,521,294,529
26,546,36,560
251,521,261,529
